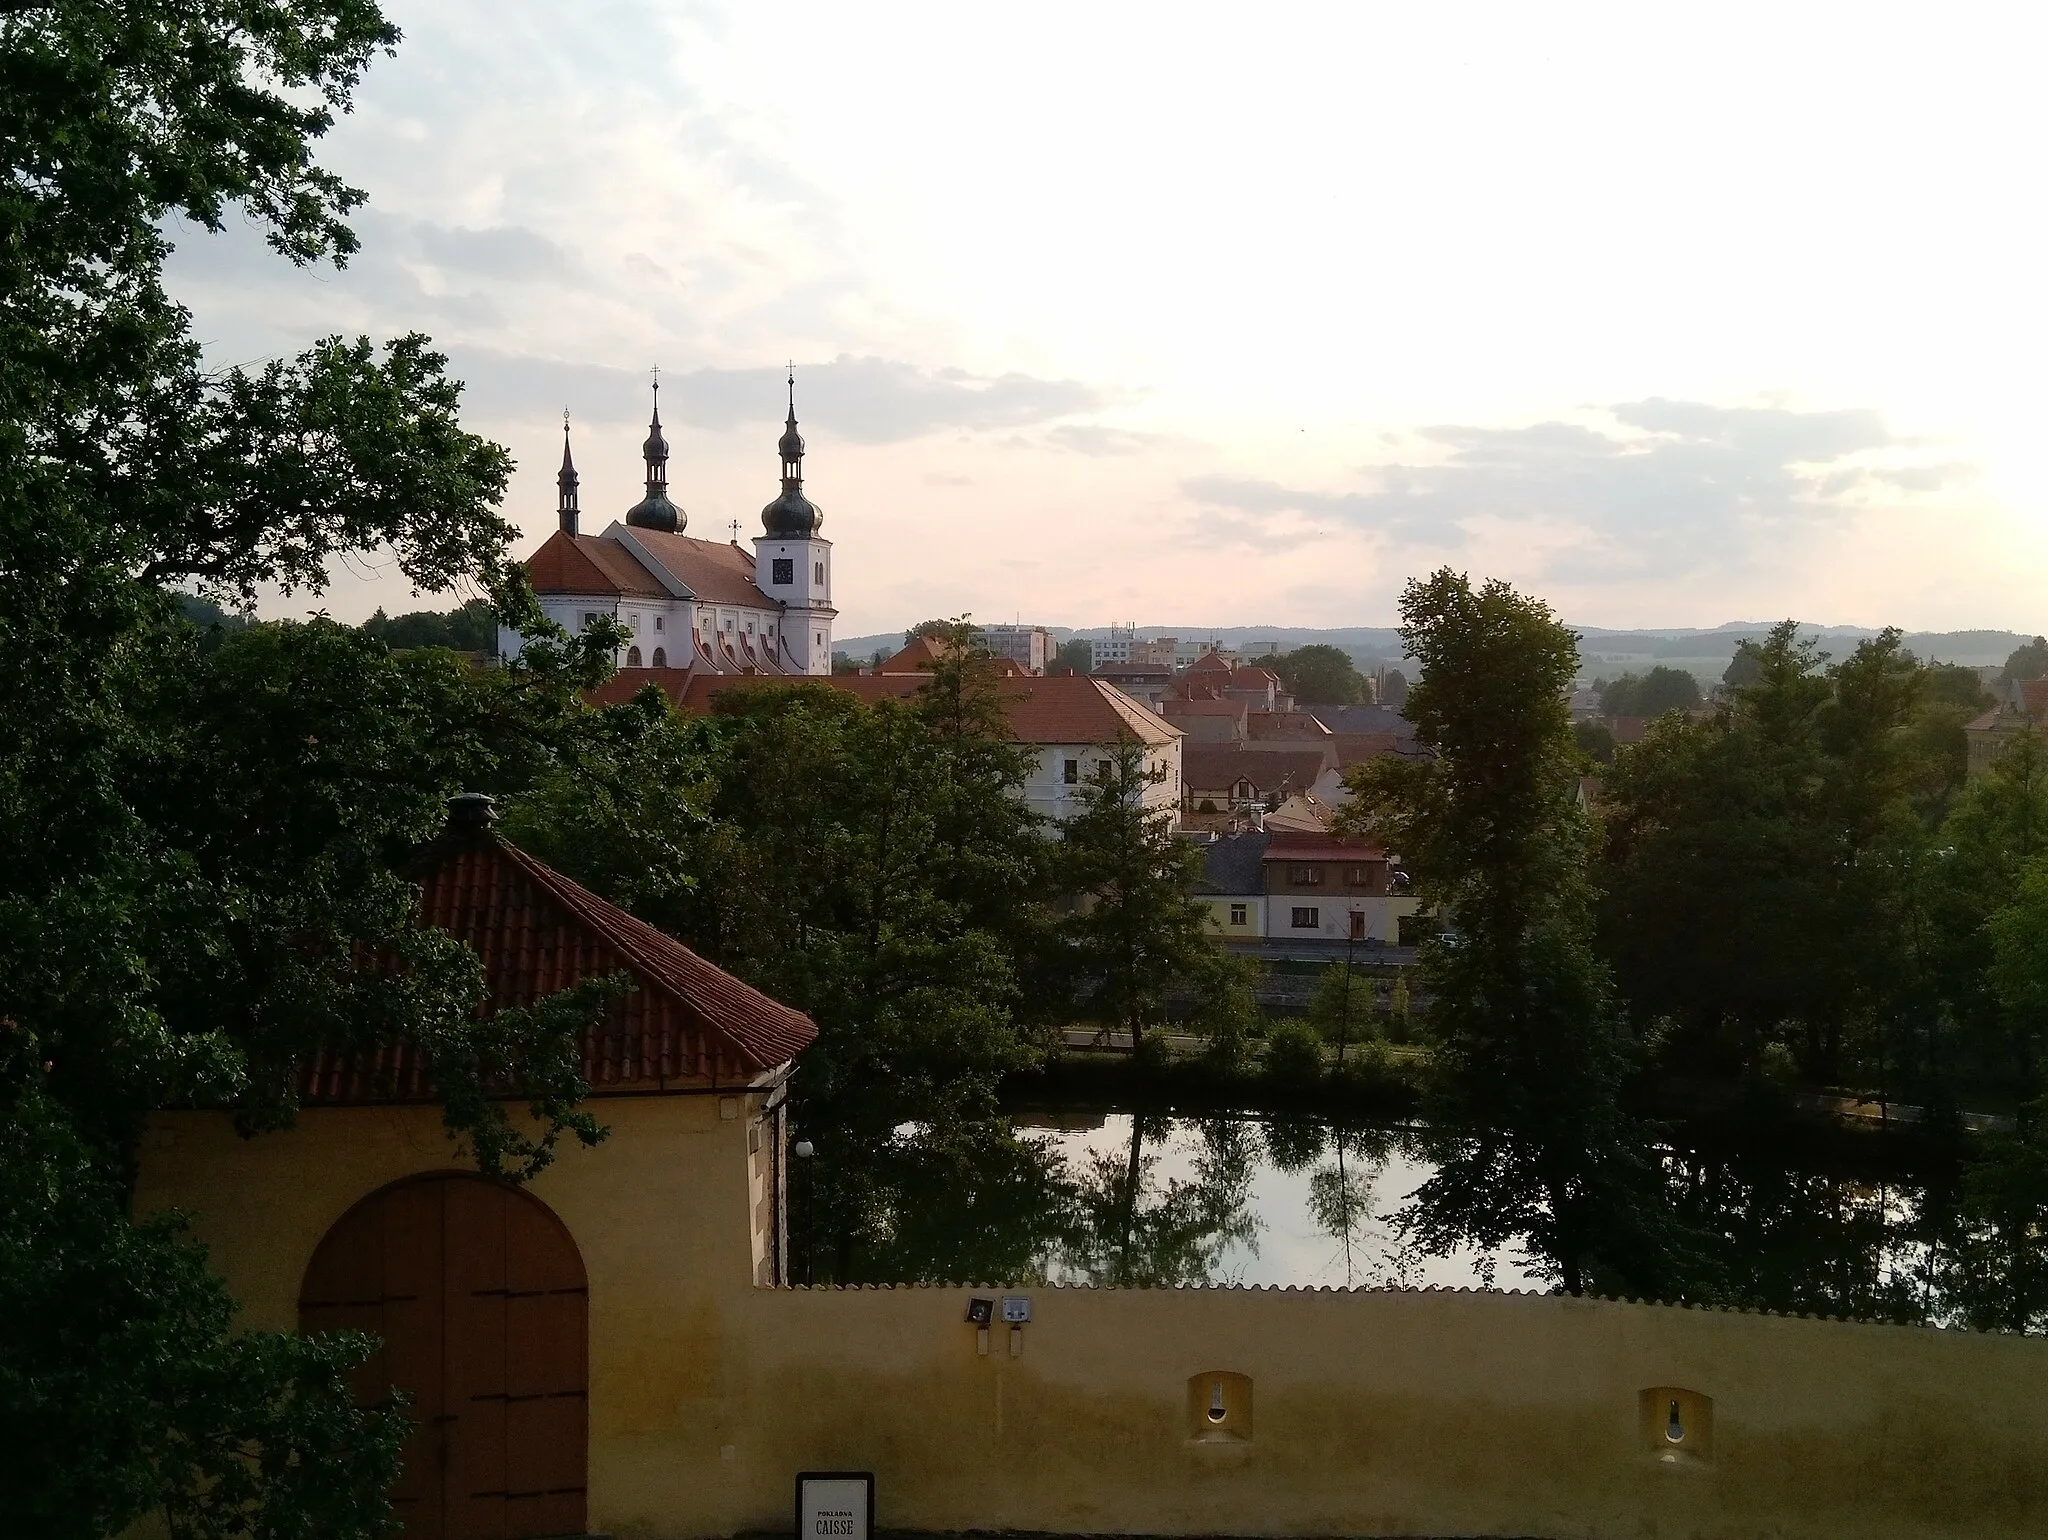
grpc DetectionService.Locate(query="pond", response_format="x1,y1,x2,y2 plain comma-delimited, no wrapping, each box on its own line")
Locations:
790,1106,2005,1329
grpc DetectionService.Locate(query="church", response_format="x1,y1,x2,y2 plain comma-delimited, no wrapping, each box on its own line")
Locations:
498,372,835,676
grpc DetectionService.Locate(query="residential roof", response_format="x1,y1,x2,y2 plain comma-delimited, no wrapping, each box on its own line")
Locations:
1093,661,1173,678
1307,705,1415,740
526,529,667,598
1262,829,1387,861
620,527,774,606
662,671,1180,747
1163,697,1247,719
1608,716,1649,746
300,821,816,1103
1186,651,1232,675
1199,829,1269,894
2020,678,2048,716
1247,710,1334,740
1183,745,1331,795
878,635,953,673
1331,731,1404,768
1230,666,1282,689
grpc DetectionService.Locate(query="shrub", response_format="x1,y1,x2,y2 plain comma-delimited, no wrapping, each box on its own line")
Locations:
1262,1019,1327,1088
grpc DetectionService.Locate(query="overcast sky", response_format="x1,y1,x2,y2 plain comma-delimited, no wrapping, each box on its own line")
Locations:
166,1,2048,637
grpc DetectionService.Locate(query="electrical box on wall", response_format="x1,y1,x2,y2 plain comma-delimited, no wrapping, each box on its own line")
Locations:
1186,1371,1253,1444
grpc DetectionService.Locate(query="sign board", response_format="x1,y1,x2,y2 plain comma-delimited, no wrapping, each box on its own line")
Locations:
796,1471,873,1540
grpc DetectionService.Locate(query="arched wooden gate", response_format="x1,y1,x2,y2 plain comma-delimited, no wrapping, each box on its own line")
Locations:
299,1173,589,1540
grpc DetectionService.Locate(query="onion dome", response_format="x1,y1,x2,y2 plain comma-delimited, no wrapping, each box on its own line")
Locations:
625,377,684,532
760,367,823,537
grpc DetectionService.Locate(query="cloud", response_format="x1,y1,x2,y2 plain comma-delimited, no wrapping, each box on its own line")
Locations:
443,349,1105,443
1182,399,1962,583
1043,424,1163,455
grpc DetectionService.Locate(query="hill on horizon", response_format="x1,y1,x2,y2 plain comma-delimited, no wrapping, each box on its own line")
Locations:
833,622,2044,683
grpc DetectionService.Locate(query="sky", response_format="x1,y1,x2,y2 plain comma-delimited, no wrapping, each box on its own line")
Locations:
164,1,2048,637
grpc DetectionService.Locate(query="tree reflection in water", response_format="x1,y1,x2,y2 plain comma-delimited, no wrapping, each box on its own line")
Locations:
788,1107,2048,1331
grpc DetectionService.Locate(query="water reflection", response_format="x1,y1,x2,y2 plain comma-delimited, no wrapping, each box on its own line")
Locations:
789,1106,2045,1330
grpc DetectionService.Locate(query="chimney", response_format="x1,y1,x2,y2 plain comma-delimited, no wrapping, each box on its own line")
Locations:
447,792,498,836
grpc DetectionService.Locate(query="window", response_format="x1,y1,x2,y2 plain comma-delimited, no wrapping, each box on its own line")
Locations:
581,611,599,630
629,612,640,631
746,618,755,634
626,646,642,667
772,558,793,585
1291,906,1320,930
1229,903,1248,926
1063,758,1079,784
651,647,666,667
1288,864,1324,886
724,616,732,630
814,561,825,585
653,615,663,631
1345,864,1377,888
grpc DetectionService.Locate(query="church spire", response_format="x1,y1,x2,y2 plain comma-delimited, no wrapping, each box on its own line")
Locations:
625,368,683,532
761,363,823,537
556,409,580,536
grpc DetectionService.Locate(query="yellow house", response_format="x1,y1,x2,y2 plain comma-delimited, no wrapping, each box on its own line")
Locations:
137,807,2048,1540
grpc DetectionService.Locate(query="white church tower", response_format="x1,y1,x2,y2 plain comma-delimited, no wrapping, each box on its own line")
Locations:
752,368,835,675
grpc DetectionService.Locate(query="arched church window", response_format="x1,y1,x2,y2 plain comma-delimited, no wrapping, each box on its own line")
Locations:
652,648,667,667
626,646,642,667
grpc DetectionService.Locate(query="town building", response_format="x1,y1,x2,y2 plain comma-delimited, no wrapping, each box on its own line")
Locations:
1966,676,2048,777
599,668,1182,822
1091,622,1141,665
1091,660,1174,709
1262,830,1420,944
500,374,834,678
981,623,1054,675
1194,827,1268,938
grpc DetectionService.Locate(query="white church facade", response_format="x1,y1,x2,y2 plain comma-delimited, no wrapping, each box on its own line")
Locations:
498,373,835,677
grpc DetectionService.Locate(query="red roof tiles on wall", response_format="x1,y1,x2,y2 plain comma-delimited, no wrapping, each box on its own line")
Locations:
299,831,815,1103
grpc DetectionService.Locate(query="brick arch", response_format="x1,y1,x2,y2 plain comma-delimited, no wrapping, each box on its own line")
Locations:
299,1172,588,1540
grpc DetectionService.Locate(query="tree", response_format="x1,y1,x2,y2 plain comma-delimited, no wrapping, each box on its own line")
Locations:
1054,636,1094,674
1273,643,1365,705
2,7,621,1533
1598,665,1701,717
1059,741,1213,1059
1342,570,1683,1297
906,615,985,649
1573,719,1616,765
360,597,498,652
2003,636,2048,685
1378,668,1409,708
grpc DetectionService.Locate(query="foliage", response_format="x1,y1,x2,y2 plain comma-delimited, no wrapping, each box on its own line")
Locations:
2003,636,2048,685
1058,741,1214,1056
906,615,985,649
1273,643,1364,705
1261,1019,1328,1088
1188,952,1265,1076
1062,1115,1258,1286
0,1087,407,1540
1376,667,1408,708
1,5,627,1531
360,598,498,653
1342,570,1681,1296
1597,665,1701,718
1572,718,1615,765
1305,962,1379,1059
1054,636,1093,674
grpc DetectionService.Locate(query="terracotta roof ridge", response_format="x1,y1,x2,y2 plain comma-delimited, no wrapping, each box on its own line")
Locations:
486,836,814,1068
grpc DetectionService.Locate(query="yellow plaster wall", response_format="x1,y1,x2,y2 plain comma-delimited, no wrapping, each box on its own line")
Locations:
138,1102,2048,1540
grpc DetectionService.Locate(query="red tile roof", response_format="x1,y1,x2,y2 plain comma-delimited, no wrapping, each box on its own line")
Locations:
1184,745,1332,795
1262,830,1387,860
659,671,1179,746
1247,710,1333,740
301,829,815,1103
618,528,770,605
1186,652,1232,675
1163,697,1247,719
1332,731,1403,767
526,529,667,598
878,635,952,672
